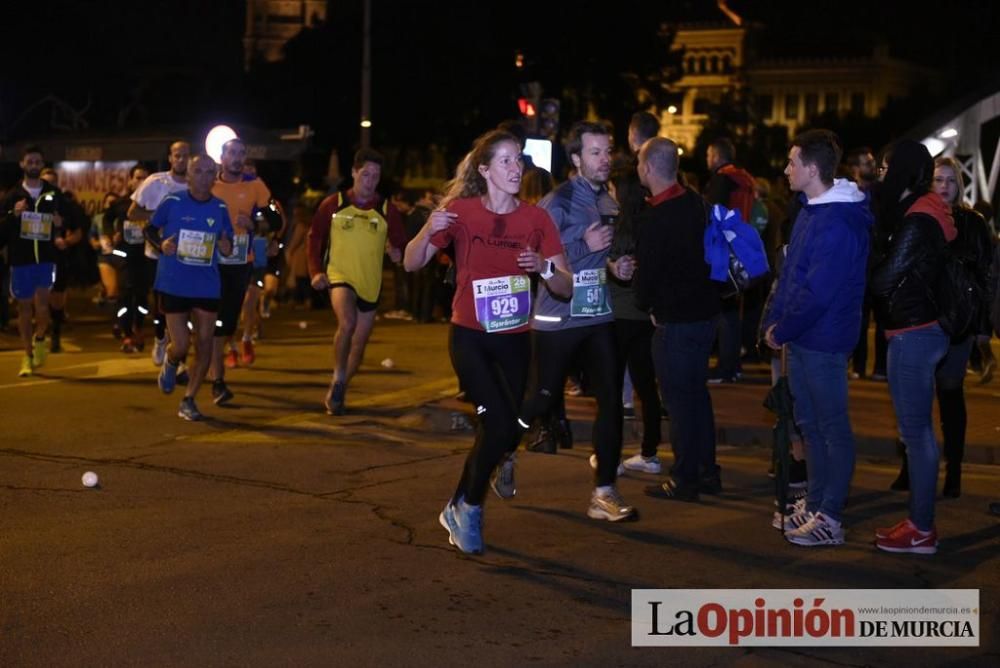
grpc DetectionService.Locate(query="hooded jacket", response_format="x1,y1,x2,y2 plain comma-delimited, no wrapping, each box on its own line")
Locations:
871,191,957,331
762,179,873,353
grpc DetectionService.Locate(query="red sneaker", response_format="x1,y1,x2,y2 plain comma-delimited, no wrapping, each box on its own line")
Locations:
241,339,255,366
875,517,910,540
224,348,239,369
875,518,938,555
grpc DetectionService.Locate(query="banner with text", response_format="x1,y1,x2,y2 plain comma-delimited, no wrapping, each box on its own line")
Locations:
631,589,979,647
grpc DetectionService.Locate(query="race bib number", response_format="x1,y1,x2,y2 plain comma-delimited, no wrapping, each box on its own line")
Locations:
176,229,216,266
570,268,611,317
472,275,531,333
219,233,249,264
123,221,145,245
20,211,53,241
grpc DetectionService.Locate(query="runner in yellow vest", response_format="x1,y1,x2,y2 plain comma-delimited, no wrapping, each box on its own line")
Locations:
307,148,406,415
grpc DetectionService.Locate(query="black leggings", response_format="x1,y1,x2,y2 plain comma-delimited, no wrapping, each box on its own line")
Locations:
520,323,623,486
215,264,252,337
615,318,662,457
450,325,531,506
117,252,151,336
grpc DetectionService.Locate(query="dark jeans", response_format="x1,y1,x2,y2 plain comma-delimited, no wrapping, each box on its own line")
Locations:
787,343,855,522
653,319,716,487
714,299,741,377
450,326,531,506
520,323,622,486
853,299,888,376
614,318,661,457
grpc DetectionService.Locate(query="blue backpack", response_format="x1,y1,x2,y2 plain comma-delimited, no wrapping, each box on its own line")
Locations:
704,204,770,298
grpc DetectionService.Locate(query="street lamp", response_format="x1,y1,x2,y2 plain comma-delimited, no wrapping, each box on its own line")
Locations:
205,125,238,163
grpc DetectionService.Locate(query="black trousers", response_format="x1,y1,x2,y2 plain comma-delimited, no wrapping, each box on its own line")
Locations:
520,323,623,486
450,325,531,505
615,318,662,457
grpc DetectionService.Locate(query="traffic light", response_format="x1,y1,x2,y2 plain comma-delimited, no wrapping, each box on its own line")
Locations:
539,98,560,140
518,82,541,133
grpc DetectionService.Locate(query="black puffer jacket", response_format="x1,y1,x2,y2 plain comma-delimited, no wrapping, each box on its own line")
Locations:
871,192,956,330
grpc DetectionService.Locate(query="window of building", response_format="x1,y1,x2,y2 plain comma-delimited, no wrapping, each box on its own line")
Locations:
710,55,719,74
699,56,707,74
805,93,819,119
851,92,865,114
785,94,799,120
756,94,774,120
686,57,695,74
693,97,711,115
825,93,839,113
722,55,732,73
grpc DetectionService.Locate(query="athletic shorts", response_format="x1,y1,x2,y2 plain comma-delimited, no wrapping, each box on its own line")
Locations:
10,262,56,300
159,292,220,314
265,255,281,276
215,263,252,337
251,266,267,287
330,282,378,313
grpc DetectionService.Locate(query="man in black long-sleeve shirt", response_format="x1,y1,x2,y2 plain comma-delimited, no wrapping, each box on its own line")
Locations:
634,137,721,501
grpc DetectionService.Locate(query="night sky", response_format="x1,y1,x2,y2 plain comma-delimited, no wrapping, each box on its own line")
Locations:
3,1,998,170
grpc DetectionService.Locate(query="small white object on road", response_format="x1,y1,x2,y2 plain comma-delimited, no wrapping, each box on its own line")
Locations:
298,321,308,329
82,471,99,488
381,358,395,369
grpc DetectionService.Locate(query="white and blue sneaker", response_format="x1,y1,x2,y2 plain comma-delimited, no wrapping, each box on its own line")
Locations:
158,360,178,394
784,511,845,546
439,497,483,555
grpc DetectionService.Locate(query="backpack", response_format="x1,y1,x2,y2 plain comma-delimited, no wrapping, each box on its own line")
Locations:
932,244,982,342
704,204,770,299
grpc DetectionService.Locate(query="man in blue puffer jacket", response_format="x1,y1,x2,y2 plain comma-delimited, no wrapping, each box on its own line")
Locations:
762,129,872,547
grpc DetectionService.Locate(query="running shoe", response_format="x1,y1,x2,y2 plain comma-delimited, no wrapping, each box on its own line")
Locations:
644,477,699,502
771,499,808,530
589,453,626,477
622,454,662,474
152,337,167,366
587,487,638,522
623,403,635,420
490,454,516,499
178,397,204,421
784,512,844,546
159,361,178,394
32,338,47,368
439,497,483,554
18,355,33,377
241,339,255,366
324,380,346,416
224,347,239,369
875,518,937,555
175,365,190,386
121,337,138,354
212,380,234,406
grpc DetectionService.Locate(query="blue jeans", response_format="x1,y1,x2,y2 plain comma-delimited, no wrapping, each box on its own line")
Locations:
887,324,949,531
787,344,854,522
653,319,716,486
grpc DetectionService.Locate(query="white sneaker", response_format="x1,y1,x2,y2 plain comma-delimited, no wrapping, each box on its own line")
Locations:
784,511,845,546
589,453,625,477
622,454,662,474
771,498,808,530
152,337,167,366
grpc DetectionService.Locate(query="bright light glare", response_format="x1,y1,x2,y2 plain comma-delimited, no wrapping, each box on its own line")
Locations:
939,128,958,139
921,137,946,157
205,125,238,163
360,119,373,128
523,138,552,173
667,105,678,114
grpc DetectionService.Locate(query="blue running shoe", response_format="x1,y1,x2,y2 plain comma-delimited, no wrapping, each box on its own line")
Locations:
324,380,346,416
177,397,204,421
159,361,178,394
439,497,483,555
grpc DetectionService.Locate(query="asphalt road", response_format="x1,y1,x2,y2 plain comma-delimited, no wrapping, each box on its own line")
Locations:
1,297,997,666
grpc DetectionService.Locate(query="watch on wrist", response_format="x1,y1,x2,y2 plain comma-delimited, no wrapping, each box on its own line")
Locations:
540,260,555,280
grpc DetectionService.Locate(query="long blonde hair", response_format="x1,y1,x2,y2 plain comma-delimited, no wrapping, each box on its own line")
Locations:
933,156,966,206
440,130,520,207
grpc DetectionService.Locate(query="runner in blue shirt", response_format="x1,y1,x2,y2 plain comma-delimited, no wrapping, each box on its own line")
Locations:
145,154,234,421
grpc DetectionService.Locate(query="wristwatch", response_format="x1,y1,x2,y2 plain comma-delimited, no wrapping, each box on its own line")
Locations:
540,259,555,280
